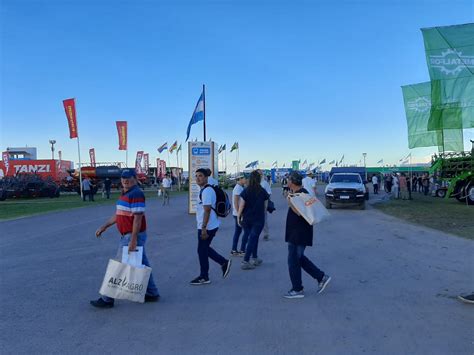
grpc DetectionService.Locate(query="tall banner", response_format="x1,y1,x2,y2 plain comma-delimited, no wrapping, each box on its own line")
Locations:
2,151,9,174
89,148,96,167
143,153,149,175
116,121,128,150
62,98,78,139
188,141,217,214
135,151,144,173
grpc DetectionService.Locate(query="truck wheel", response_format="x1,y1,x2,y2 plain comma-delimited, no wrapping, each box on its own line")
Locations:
465,181,474,205
436,189,446,198
359,201,366,210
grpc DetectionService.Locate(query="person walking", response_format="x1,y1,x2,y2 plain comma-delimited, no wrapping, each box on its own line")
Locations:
237,170,269,270
230,175,247,256
259,170,272,240
104,177,112,199
190,168,232,285
82,176,94,202
90,168,160,308
399,173,409,200
372,174,379,194
302,172,317,197
281,174,289,196
161,173,172,205
284,171,331,299
422,173,430,196
392,173,399,199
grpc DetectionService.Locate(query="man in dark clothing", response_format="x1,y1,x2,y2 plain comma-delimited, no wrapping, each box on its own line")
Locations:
104,178,112,199
284,171,331,299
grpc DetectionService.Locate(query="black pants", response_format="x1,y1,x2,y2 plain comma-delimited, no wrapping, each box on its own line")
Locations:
83,190,94,201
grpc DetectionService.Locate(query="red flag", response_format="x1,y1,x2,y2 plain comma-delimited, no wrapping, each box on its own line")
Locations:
89,148,96,167
2,151,9,174
116,121,128,150
62,98,78,139
143,153,149,174
135,151,144,173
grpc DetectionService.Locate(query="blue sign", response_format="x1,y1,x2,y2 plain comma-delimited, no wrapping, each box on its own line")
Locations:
192,147,211,156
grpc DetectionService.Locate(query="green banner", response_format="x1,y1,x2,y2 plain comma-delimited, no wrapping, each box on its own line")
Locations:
292,160,299,170
421,23,474,130
401,82,464,151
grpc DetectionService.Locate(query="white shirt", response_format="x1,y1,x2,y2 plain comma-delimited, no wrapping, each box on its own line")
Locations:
208,176,219,186
196,186,220,230
162,178,171,188
372,176,378,185
302,176,316,196
392,176,399,187
82,179,91,191
260,179,272,195
232,184,244,216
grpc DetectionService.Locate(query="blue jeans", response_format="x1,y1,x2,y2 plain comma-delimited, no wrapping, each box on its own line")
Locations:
231,216,247,251
197,228,227,279
102,232,159,302
288,243,324,292
243,222,264,262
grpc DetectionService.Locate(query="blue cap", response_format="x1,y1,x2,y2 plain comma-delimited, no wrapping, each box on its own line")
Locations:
121,168,137,178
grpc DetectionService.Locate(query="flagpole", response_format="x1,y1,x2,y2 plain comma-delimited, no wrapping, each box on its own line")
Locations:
176,150,181,191
203,84,206,141
74,98,83,199
225,149,227,174
126,150,128,168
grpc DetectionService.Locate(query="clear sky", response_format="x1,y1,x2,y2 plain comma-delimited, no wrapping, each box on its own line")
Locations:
1,0,473,171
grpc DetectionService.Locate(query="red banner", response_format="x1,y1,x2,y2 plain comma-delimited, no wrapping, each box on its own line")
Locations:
2,151,9,175
63,98,78,139
135,151,144,173
116,121,127,150
143,153,149,175
89,148,96,167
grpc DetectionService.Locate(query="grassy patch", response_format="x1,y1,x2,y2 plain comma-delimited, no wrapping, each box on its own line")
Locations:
0,190,186,220
374,194,474,240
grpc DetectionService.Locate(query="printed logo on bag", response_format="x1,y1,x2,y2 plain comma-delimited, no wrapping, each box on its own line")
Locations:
429,49,474,76
108,276,144,293
304,197,317,206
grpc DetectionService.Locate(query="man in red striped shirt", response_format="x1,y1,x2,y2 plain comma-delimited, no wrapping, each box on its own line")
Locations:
90,168,160,308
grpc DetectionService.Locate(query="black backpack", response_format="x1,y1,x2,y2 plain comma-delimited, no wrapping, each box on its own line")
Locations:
199,184,231,218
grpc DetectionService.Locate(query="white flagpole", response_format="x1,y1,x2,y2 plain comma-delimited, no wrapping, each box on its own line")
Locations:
75,98,83,199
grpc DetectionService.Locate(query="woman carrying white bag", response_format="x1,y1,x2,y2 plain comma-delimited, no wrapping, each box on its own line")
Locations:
283,172,331,299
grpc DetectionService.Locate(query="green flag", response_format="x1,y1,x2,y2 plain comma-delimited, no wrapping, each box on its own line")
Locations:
401,82,464,151
421,23,474,130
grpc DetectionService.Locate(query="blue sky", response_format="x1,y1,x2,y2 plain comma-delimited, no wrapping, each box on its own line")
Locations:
1,0,473,170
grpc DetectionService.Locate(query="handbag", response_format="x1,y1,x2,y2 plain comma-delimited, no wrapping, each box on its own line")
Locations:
267,199,276,213
288,193,330,225
99,259,151,303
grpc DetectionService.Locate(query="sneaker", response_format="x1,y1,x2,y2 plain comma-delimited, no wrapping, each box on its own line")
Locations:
241,261,256,270
230,250,240,256
458,293,474,304
222,259,232,278
190,277,211,285
317,275,331,294
284,289,305,299
238,250,246,257
90,298,114,308
144,295,160,303
250,257,263,266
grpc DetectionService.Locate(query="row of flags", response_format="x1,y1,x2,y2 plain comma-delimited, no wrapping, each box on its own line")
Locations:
158,141,182,154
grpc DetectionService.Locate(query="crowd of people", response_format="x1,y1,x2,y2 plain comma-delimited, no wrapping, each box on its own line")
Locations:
380,172,438,199
90,167,331,308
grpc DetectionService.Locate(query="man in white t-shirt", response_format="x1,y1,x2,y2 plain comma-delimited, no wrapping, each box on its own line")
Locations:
231,175,247,256
161,174,172,205
302,173,317,197
190,168,232,285
372,175,379,194
259,170,272,240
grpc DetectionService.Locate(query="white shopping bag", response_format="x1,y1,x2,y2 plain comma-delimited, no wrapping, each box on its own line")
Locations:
288,193,331,225
121,246,144,268
99,259,151,303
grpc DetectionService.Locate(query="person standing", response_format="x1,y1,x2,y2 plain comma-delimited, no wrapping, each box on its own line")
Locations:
90,169,160,308
237,170,269,270
281,174,289,196
422,173,430,196
161,173,172,205
372,175,379,194
399,173,409,200
190,168,232,285
82,176,94,202
284,171,331,299
231,175,247,256
302,172,317,197
104,178,112,199
392,174,399,199
259,170,272,240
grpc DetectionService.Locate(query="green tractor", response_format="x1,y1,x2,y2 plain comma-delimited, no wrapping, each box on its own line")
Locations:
429,150,474,205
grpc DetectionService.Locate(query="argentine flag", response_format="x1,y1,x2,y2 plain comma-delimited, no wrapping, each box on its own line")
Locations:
186,91,205,141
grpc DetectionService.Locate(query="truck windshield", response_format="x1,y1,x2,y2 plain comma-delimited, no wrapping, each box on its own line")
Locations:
331,175,361,183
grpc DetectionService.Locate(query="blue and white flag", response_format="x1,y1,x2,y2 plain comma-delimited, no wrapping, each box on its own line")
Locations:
319,158,326,164
377,159,383,164
186,91,205,142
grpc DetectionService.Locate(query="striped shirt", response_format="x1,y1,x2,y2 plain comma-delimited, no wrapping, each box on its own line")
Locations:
116,185,147,235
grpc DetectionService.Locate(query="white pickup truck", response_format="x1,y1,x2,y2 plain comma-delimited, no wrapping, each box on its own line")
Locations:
324,173,367,209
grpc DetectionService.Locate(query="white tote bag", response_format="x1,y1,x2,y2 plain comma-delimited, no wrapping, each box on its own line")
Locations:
99,259,151,303
288,193,331,225
121,246,144,268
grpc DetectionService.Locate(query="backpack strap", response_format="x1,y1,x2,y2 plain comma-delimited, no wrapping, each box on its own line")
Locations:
199,184,212,202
